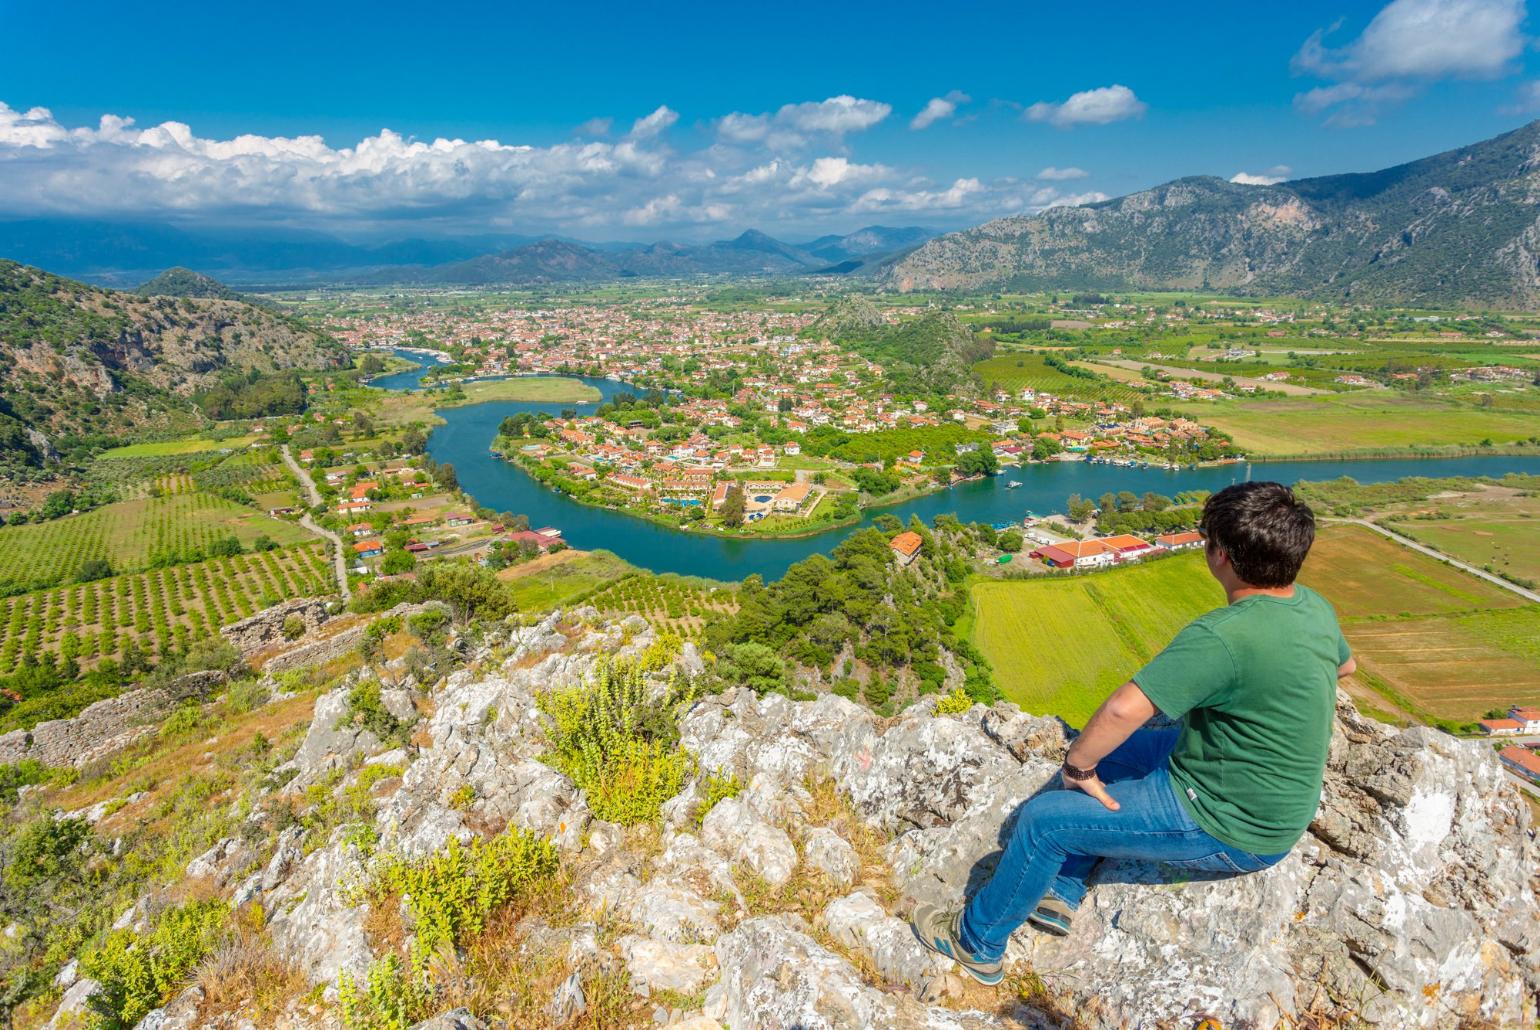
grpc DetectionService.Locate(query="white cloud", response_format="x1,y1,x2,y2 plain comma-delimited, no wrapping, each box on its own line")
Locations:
628,106,678,139
1502,79,1540,112
0,98,1084,239
791,156,890,189
1229,165,1293,186
1292,0,1525,125
910,91,970,130
1292,82,1416,125
717,112,771,142
1025,85,1147,128
777,95,891,134
1036,165,1088,180
1295,0,1524,81
716,95,891,145
574,117,612,137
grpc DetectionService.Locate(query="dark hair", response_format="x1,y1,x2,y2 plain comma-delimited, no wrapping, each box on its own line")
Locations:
1199,481,1315,587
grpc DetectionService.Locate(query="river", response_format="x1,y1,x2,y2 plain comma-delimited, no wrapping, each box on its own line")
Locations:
374,349,1540,581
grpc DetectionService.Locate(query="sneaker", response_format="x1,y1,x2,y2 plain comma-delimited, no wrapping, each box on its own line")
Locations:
910,903,1004,986
1026,895,1073,937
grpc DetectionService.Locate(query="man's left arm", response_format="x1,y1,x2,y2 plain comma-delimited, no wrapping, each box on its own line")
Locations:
1061,681,1156,812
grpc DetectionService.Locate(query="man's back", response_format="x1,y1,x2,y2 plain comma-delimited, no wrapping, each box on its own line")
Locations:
1135,583,1347,854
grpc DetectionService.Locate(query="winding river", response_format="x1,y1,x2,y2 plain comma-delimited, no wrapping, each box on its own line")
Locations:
374,350,1540,580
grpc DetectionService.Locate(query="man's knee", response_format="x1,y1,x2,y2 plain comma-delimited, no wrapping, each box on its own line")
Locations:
1010,791,1088,853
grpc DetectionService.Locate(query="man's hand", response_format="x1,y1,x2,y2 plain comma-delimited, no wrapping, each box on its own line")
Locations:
1064,769,1120,811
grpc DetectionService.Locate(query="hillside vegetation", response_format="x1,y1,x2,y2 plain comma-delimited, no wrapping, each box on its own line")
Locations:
0,260,344,456
888,119,1540,307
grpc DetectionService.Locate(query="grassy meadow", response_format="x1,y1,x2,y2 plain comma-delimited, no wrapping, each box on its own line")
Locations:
972,353,1144,404
969,555,1224,726
500,549,634,612
969,523,1539,729
1172,393,1540,456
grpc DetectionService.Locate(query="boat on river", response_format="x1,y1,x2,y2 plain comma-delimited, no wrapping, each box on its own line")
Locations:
1006,480,1022,489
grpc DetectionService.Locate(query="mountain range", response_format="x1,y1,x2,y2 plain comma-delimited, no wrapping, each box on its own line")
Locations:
361,226,936,285
0,220,935,288
885,120,1540,308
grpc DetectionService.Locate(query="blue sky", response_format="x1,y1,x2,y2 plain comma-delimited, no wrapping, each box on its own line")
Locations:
1,0,1537,240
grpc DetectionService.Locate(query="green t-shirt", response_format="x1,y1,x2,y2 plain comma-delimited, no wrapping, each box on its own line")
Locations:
1133,584,1349,854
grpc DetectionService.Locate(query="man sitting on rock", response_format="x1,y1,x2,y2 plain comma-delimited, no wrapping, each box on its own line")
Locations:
913,481,1355,985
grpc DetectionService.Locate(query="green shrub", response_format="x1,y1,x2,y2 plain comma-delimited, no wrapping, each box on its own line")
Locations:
935,688,973,715
159,702,204,740
82,899,228,1028
337,680,406,745
0,759,51,805
537,657,694,825
282,614,307,640
350,827,558,966
693,768,741,827
338,953,432,1030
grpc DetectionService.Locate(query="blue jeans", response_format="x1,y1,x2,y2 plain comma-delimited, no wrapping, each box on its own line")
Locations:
959,728,1288,961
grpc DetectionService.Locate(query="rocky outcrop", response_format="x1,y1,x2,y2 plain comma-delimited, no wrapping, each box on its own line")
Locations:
146,614,1540,1029
0,669,226,768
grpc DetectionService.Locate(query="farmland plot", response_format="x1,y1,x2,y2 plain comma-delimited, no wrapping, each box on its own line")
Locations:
0,543,334,674
0,493,313,593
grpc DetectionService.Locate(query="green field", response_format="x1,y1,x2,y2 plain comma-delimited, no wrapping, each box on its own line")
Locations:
1175,393,1540,456
972,353,1144,404
0,494,314,594
970,524,1539,728
1383,504,1540,587
970,555,1224,725
99,436,260,458
501,550,634,612
0,543,334,677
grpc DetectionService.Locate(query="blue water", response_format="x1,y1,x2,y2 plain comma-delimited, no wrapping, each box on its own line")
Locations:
369,349,452,391
376,350,1540,580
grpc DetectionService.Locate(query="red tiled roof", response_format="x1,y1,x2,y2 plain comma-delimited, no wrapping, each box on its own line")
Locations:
1499,746,1540,778
890,531,923,557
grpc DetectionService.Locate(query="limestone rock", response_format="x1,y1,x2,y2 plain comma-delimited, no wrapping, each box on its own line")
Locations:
699,797,797,886
804,827,860,888
618,934,717,996
821,891,947,993
714,916,1016,1029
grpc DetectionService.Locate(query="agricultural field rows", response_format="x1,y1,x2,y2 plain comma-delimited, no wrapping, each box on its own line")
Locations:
969,524,1539,729
587,573,739,640
0,493,313,593
0,543,335,674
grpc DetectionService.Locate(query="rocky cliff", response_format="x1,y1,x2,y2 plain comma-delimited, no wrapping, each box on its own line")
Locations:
885,120,1540,308
53,610,1540,1029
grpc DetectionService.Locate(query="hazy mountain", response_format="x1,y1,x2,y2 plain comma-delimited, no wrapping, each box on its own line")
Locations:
886,121,1540,307
800,226,935,263
0,259,344,454
363,227,940,285
0,220,536,286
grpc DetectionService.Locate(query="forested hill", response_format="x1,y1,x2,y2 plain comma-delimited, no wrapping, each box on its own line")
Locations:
885,120,1540,308
818,304,993,396
0,260,343,459
135,266,279,310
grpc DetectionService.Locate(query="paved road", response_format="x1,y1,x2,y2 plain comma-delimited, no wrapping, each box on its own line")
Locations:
281,445,351,603
1328,518,1540,604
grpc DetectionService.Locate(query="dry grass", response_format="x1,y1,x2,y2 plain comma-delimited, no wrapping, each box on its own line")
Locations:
51,690,318,815
194,909,308,1025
